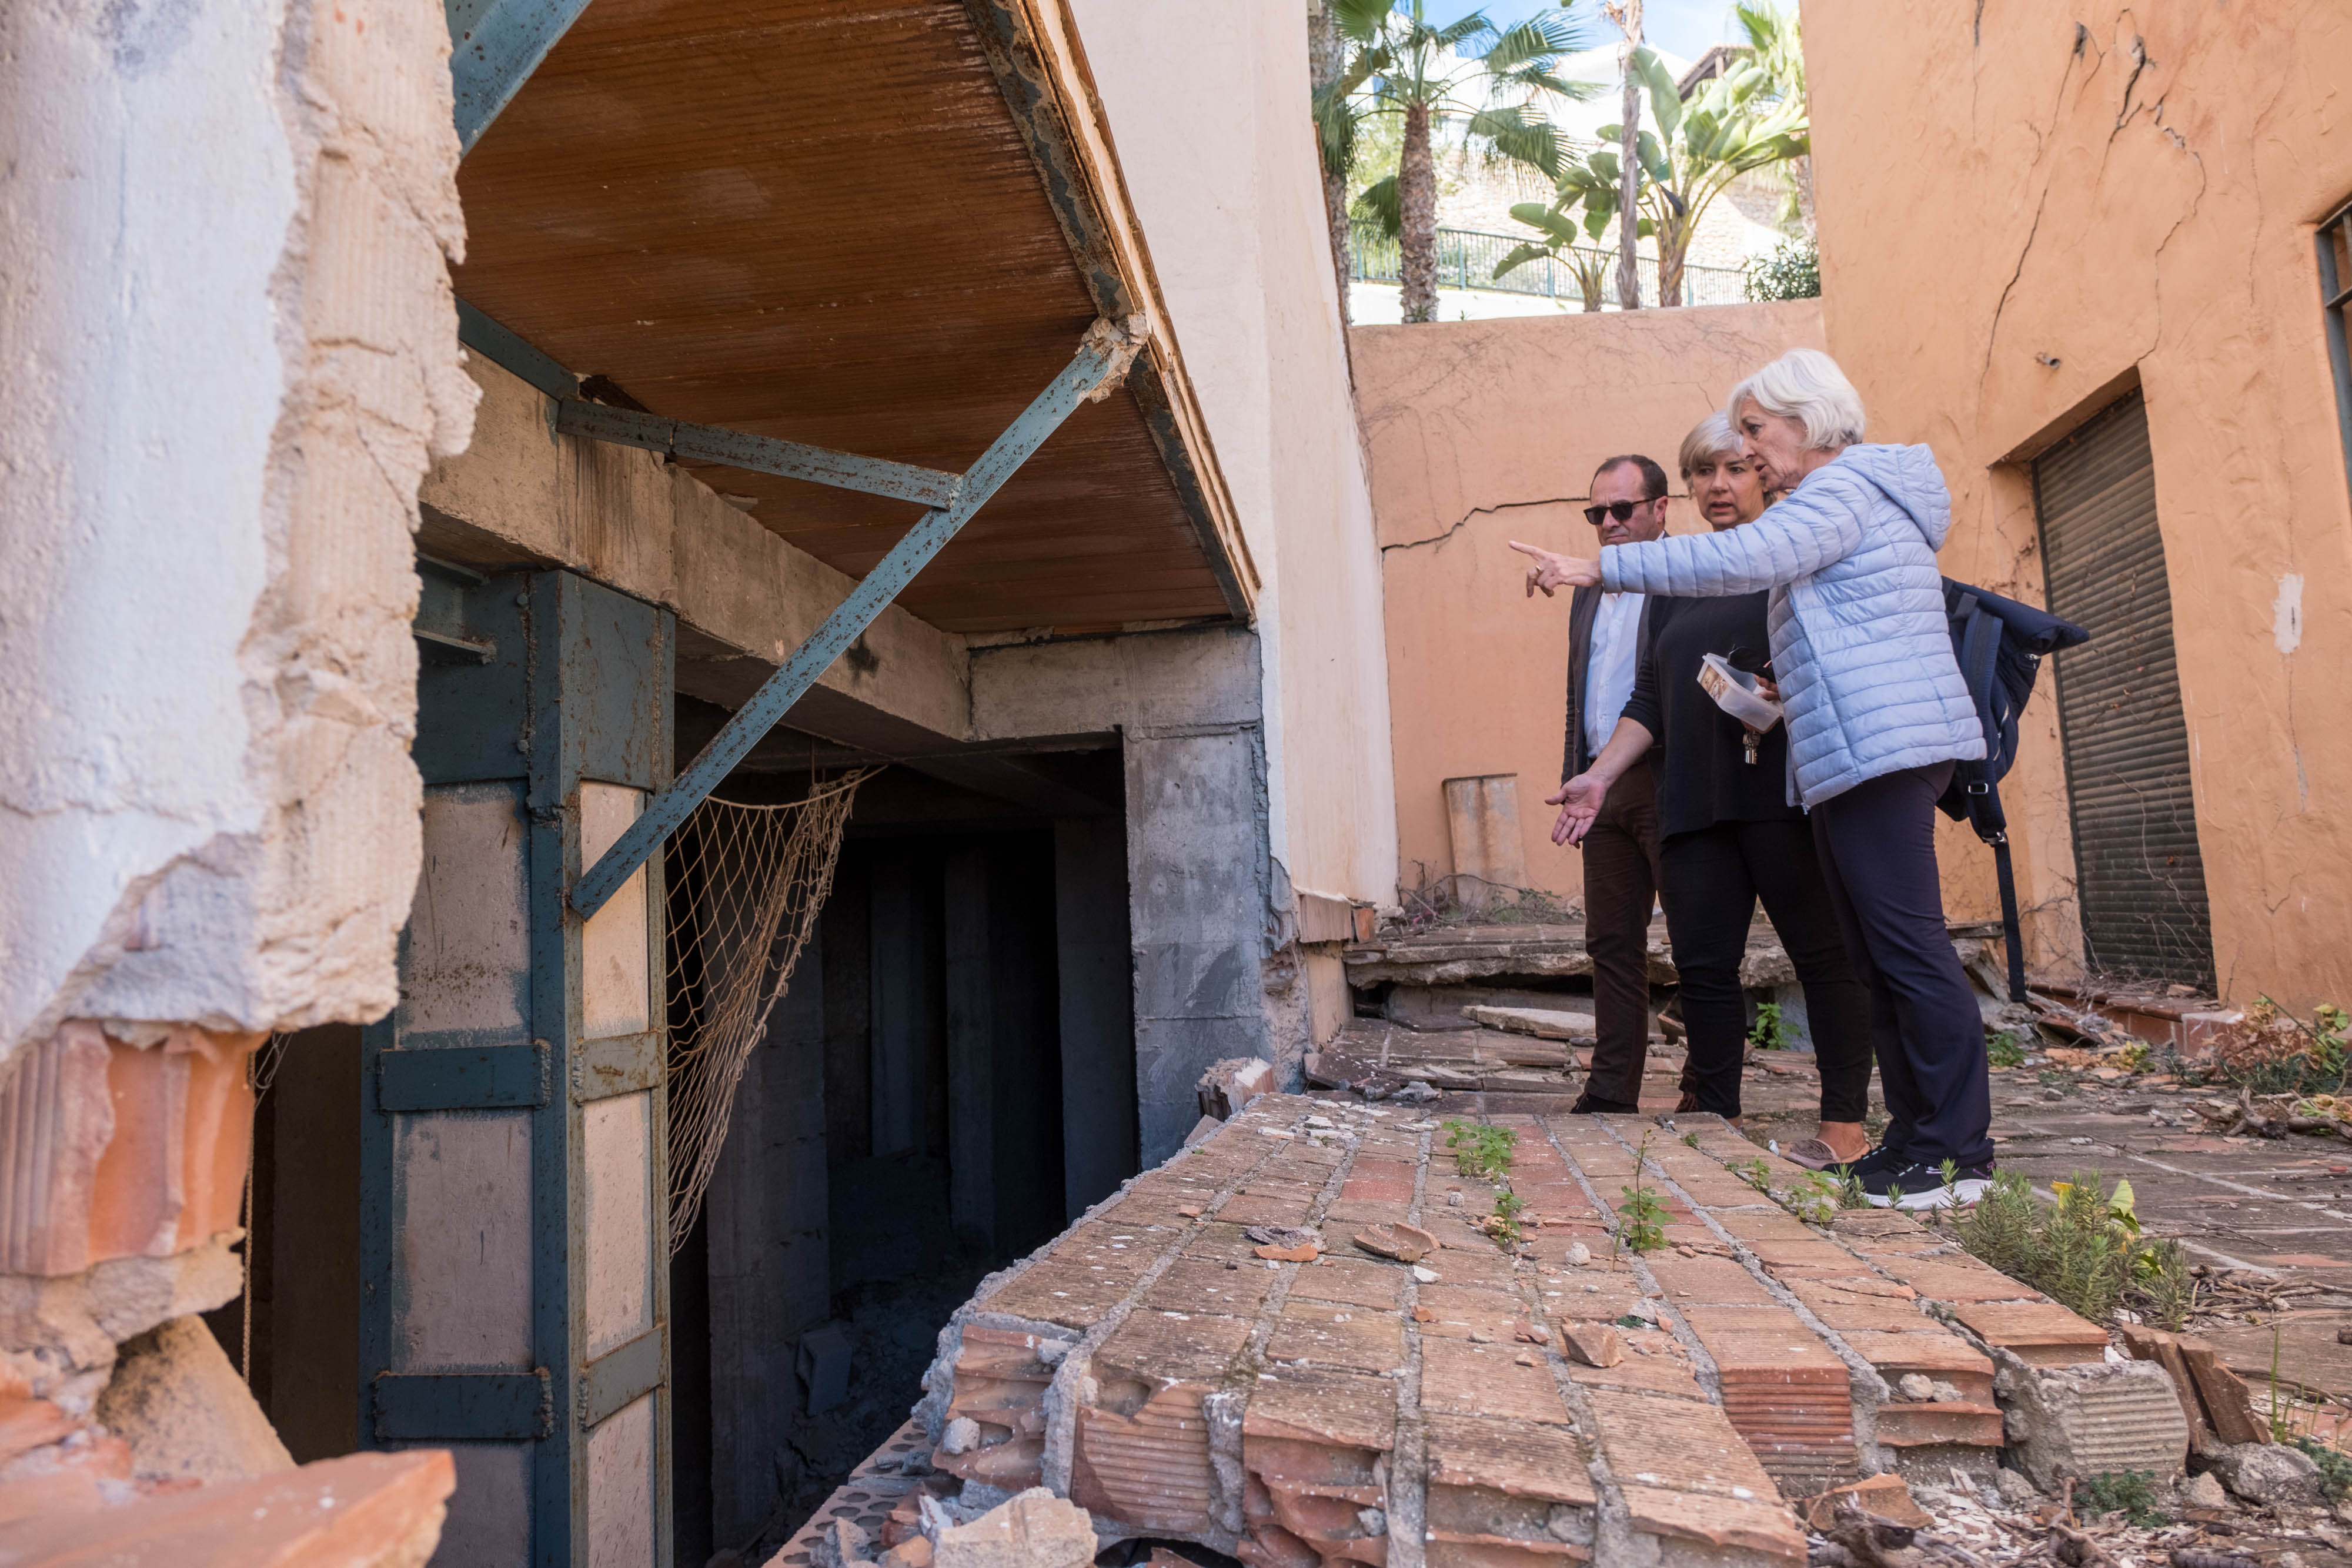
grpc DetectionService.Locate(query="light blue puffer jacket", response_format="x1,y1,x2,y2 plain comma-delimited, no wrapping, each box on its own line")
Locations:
1598,443,1984,807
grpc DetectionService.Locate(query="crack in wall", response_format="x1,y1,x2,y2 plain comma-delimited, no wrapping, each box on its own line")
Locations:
1979,188,2051,393
1379,494,1582,556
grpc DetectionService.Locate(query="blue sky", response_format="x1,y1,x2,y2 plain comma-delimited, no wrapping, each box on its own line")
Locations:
1424,0,1745,65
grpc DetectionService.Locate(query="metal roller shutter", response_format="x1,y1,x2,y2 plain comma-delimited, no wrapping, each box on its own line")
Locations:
2033,392,2216,990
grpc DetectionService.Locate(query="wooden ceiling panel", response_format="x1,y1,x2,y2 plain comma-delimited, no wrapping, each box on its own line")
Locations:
455,0,1230,632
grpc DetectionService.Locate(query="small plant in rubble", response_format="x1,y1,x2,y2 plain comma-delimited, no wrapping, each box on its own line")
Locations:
1485,1189,1529,1247
1746,1000,1793,1051
1956,1169,2156,1322
1986,1031,2026,1069
2134,1238,2197,1331
1783,1169,1840,1226
2115,1041,2151,1074
2209,995,2350,1096
1733,1156,1772,1192
1442,1119,1516,1181
1834,1169,1869,1209
2291,1434,2352,1503
2074,1469,2166,1528
1680,1131,1702,1149
1613,1132,1668,1256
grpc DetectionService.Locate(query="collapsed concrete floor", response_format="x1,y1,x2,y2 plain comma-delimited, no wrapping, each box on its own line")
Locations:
755,1073,2352,1568
748,1000,2352,1568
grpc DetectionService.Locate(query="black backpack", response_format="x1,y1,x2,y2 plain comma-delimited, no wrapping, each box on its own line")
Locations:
1936,579,2090,1002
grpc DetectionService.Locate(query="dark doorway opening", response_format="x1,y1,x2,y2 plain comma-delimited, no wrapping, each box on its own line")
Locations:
667,724,1138,1565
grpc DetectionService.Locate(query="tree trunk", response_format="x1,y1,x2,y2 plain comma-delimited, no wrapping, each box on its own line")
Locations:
1308,0,1351,323
1657,208,1685,307
1614,1,1643,310
1399,100,1438,323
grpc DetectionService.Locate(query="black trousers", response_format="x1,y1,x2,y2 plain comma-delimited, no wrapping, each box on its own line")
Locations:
1579,760,1662,1112
1810,762,1994,1167
1658,818,1875,1122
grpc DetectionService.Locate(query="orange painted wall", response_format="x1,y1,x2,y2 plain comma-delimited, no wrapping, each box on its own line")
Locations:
1354,302,1828,905
1805,0,2352,1007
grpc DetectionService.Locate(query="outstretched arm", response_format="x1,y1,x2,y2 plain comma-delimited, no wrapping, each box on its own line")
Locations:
1546,716,1655,845
1509,540,1602,598
1601,474,1868,596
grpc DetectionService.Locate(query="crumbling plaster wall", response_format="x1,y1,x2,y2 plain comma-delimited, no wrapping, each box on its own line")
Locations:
1352,303,1828,903
0,0,476,1069
1806,0,2352,1005
1068,0,1400,921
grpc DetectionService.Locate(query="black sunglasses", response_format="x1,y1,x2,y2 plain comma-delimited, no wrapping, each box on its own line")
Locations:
1583,499,1656,526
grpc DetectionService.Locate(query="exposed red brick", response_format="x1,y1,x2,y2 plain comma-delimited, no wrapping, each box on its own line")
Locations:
1873,1402,2004,1447
1071,1310,1254,1534
1949,1300,2110,1366
932,1325,1065,1489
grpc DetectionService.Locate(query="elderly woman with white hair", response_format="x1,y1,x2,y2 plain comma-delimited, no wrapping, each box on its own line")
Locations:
1512,349,1993,1208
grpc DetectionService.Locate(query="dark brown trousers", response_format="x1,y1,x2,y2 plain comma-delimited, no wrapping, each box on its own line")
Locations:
1579,760,1662,1111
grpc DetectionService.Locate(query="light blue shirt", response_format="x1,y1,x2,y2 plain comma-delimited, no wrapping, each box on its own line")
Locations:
1583,590,1645,761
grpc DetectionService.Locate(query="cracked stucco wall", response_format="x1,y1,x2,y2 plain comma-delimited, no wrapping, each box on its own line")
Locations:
1809,0,2352,1005
0,0,476,1069
1351,302,1828,901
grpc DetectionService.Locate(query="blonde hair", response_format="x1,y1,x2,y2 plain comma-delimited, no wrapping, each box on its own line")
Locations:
1678,412,1743,480
1726,347,1867,450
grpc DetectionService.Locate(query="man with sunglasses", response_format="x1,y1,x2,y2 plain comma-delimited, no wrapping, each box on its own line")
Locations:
1538,455,1671,1114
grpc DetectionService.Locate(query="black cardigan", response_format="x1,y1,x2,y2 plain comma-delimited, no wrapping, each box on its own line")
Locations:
1617,591,1803,840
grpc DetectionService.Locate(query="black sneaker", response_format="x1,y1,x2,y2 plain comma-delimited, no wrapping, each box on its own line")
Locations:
1862,1159,1995,1210
1568,1094,1641,1115
1812,1143,1900,1179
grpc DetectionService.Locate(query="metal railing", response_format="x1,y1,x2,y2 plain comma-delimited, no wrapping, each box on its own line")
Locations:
1349,222,1750,309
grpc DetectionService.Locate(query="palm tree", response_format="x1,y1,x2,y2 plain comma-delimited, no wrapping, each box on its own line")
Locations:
1314,2,1592,324
1501,47,1806,308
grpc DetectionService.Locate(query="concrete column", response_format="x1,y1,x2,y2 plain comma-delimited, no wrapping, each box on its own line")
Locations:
1055,820,1136,1220
1126,726,1274,1165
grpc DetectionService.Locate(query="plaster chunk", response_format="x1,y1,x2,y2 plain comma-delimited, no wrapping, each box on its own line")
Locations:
934,1487,1096,1568
93,1315,293,1484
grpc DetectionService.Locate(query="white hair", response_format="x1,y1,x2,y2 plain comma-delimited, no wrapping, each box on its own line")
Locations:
1677,412,1743,479
1726,348,1867,450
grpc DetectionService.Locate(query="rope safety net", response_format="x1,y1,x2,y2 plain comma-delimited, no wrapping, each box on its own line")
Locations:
663,770,874,1250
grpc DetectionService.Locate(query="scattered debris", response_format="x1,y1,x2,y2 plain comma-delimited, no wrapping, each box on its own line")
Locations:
1349,1222,1435,1263
1197,1058,1273,1121
1561,1322,1623,1368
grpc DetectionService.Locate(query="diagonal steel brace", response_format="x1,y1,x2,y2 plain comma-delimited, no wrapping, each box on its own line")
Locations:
570,320,1144,919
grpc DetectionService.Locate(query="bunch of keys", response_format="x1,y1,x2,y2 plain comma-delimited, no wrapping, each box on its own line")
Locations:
1729,645,1773,768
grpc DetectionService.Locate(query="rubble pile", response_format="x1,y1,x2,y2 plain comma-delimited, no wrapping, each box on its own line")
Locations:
764,1102,2350,1568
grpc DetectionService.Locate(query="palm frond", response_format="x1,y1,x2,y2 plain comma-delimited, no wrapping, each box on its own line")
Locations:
1329,0,1401,44
1353,173,1403,240
1466,105,1562,179
1481,16,1577,74
1433,12,1498,52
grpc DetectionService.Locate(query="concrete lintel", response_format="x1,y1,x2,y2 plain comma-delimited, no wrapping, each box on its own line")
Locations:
970,623,1262,740
419,354,973,745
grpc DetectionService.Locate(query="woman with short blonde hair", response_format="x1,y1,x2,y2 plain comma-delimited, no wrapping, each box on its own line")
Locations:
1513,349,1993,1209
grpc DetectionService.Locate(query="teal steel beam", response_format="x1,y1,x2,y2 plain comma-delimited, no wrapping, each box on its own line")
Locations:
456,299,578,399
446,0,596,155
555,399,962,511
570,323,1135,920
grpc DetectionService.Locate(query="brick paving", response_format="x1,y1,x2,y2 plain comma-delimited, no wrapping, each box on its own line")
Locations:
764,1090,2200,1568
